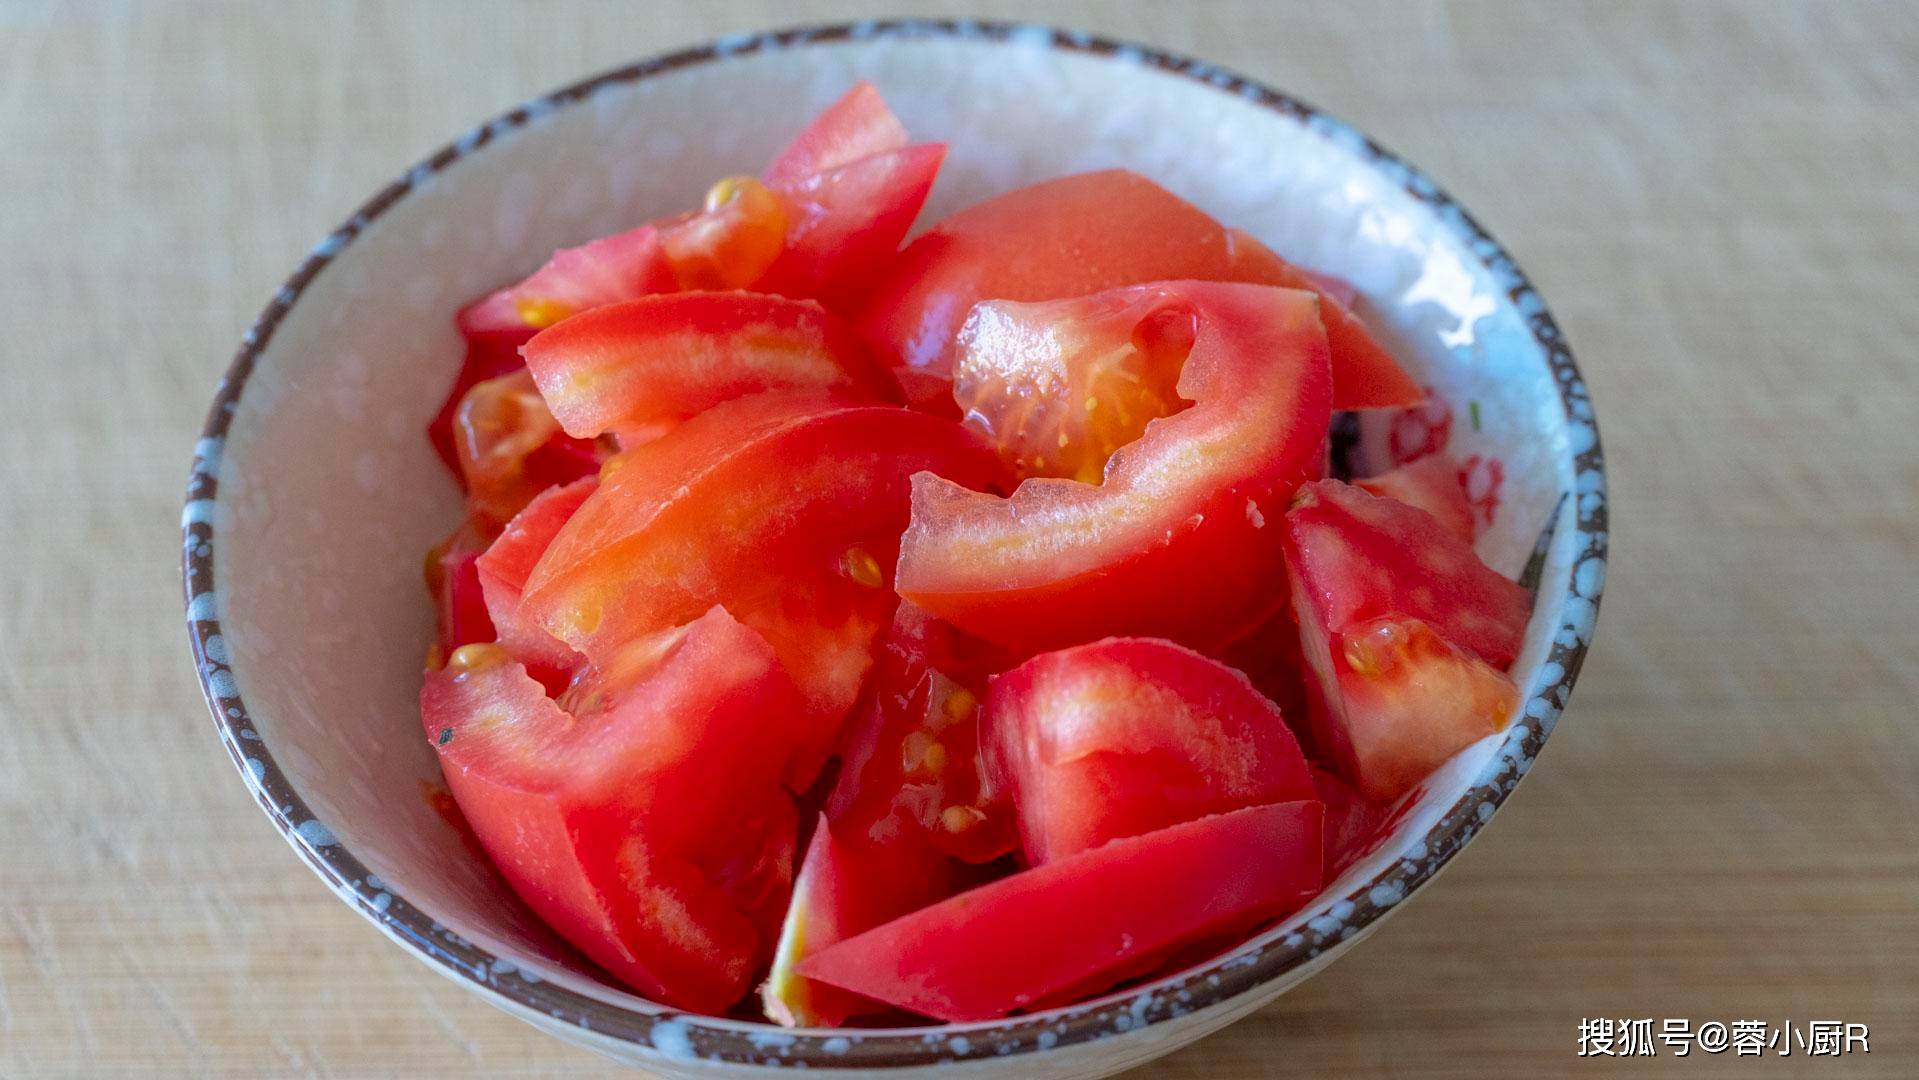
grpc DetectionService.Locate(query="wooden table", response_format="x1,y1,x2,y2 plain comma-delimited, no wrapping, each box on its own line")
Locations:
5,2,1914,1076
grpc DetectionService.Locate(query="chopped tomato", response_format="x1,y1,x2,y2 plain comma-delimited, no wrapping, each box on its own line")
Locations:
984,637,1316,865
794,801,1324,1022
1214,607,1312,734
451,368,602,529
425,521,495,656
421,607,807,1013
456,224,676,337
856,169,1418,410
896,281,1332,654
475,477,596,690
763,82,909,185
1355,454,1475,544
520,393,1003,786
521,292,899,440
1284,480,1529,669
1221,229,1422,409
757,143,947,311
1312,765,1392,878
1284,480,1528,799
428,327,536,481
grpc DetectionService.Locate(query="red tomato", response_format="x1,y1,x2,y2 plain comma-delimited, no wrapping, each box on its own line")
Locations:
1284,480,1529,669
425,521,495,655
1354,454,1475,544
421,607,807,1013
1221,229,1423,409
763,81,909,185
521,292,899,440
896,281,1332,654
984,637,1317,865
1284,480,1529,799
456,224,676,337
793,801,1324,1022
520,393,1004,786
1213,607,1312,733
475,476,596,691
428,327,536,481
758,143,947,311
451,369,602,529
1312,765,1392,879
856,169,1418,410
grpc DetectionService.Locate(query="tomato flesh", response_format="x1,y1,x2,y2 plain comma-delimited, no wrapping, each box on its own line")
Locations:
429,327,538,481
475,477,596,690
1284,480,1528,799
1355,454,1475,544
426,522,495,655
456,224,675,337
896,281,1332,654
451,368,602,529
984,637,1316,865
421,607,807,1013
522,292,898,440
857,169,1418,410
794,801,1324,1022
520,393,1003,785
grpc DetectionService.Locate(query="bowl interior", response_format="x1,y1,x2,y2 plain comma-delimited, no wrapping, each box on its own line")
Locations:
188,23,1601,1067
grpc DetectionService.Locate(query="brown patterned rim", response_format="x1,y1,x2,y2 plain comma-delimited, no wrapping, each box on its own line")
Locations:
182,19,1607,1070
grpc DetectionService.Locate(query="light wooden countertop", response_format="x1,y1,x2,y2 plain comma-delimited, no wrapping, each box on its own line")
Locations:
3,2,1914,1076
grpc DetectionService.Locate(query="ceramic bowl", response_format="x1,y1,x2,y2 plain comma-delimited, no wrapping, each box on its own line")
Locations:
182,20,1606,1079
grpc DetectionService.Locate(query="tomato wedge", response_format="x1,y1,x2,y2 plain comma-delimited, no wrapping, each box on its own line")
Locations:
1283,480,1528,799
985,637,1317,865
428,327,538,480
457,224,675,337
520,393,1003,784
1312,765,1393,879
475,476,596,690
425,521,495,655
764,81,909,185
1354,454,1474,544
896,281,1332,654
450,368,602,529
1284,480,1529,669
421,607,806,1013
857,169,1418,410
522,292,899,440
794,801,1324,1022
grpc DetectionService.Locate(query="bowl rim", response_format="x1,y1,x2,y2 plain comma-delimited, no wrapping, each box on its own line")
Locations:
182,17,1607,1070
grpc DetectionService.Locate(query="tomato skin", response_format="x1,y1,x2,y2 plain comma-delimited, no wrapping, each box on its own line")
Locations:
793,801,1324,1022
1285,480,1529,669
1312,765,1392,879
522,292,899,440
456,224,676,337
427,523,496,654
857,169,1418,410
475,477,596,690
763,81,909,185
421,607,807,1012
520,393,1004,784
759,143,947,312
896,281,1332,654
1354,454,1475,544
984,638,1317,865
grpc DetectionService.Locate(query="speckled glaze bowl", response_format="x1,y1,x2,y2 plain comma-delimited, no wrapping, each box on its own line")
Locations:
182,21,1606,1079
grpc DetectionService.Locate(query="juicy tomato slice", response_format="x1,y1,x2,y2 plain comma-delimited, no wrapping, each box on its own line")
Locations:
521,292,900,440
1295,613,1519,801
421,607,807,1013
425,521,496,656
856,169,1418,410
984,637,1317,865
475,477,597,691
1222,229,1423,409
1284,480,1529,669
896,281,1332,654
793,801,1324,1022
1354,454,1475,544
1312,765,1394,879
428,327,537,481
456,224,676,337
758,143,947,312
520,393,1003,784
452,369,603,529
763,81,910,185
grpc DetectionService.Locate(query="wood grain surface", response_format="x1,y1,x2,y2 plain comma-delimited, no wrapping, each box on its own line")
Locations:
3,2,1915,1076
